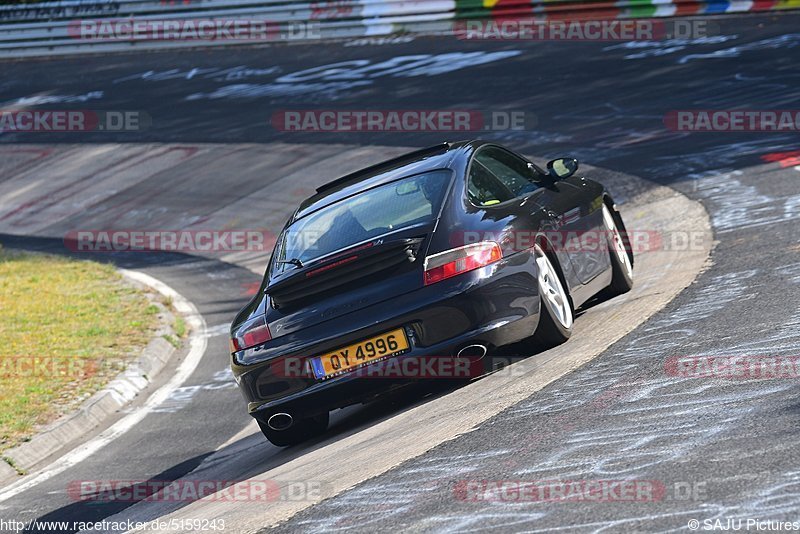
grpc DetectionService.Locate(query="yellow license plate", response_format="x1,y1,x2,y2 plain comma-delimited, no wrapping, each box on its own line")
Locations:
310,328,410,379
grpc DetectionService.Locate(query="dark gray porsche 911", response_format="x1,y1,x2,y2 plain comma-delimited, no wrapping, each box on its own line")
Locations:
230,141,633,446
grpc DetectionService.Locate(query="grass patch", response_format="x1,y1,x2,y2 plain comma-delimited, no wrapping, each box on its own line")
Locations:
2,455,25,476
0,247,159,452
174,316,187,338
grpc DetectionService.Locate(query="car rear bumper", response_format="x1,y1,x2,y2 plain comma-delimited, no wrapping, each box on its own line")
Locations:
231,251,541,420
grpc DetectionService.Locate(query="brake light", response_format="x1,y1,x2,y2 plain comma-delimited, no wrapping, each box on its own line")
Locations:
231,315,272,352
424,241,502,285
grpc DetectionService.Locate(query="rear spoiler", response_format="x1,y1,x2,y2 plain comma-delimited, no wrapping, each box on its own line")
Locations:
315,143,451,195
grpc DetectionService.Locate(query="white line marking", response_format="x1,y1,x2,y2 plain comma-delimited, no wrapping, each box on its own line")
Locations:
0,269,208,503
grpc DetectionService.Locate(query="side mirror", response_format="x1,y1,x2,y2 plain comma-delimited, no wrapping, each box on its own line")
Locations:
546,158,579,180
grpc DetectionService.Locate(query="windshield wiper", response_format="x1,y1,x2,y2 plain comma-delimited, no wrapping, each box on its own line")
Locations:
276,258,304,269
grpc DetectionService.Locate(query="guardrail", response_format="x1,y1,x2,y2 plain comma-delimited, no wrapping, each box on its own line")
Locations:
0,0,796,58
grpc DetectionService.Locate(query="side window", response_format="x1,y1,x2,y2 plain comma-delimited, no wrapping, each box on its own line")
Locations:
475,147,544,198
467,160,513,206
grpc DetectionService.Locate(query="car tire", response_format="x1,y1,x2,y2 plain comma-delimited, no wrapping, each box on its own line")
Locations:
602,204,634,296
531,244,573,348
257,412,329,447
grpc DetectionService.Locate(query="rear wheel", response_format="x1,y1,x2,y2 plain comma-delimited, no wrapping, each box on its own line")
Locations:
532,244,573,348
602,205,634,295
257,412,329,447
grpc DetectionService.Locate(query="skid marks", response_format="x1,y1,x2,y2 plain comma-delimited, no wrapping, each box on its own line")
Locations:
288,451,511,532
689,170,800,233
647,269,758,329
277,265,800,531
151,369,235,414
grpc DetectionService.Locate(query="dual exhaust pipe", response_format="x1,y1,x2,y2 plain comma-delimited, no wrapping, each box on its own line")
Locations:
266,344,486,431
267,412,293,431
457,344,487,360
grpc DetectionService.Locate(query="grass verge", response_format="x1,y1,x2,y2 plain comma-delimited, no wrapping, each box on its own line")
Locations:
0,246,159,452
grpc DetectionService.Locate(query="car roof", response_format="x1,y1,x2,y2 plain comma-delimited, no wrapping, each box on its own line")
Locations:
292,141,477,222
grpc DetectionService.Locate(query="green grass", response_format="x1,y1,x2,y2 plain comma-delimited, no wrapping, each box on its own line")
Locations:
174,316,187,338
2,455,25,475
0,247,159,452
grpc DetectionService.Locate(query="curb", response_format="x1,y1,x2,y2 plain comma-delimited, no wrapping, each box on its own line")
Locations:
0,269,186,484
0,459,16,480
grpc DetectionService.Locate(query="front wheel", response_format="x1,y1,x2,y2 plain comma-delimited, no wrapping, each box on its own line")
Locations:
602,204,634,295
257,412,329,447
531,244,573,348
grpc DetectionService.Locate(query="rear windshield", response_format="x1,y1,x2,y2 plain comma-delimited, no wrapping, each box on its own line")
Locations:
273,170,452,274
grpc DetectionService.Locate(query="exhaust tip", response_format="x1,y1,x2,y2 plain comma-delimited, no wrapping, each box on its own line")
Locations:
457,344,487,360
267,413,293,431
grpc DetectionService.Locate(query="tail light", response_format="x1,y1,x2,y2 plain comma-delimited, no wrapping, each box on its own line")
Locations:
424,241,502,285
230,315,272,352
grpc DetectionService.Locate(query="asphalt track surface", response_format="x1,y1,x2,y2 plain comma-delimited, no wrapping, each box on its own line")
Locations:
0,11,799,533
